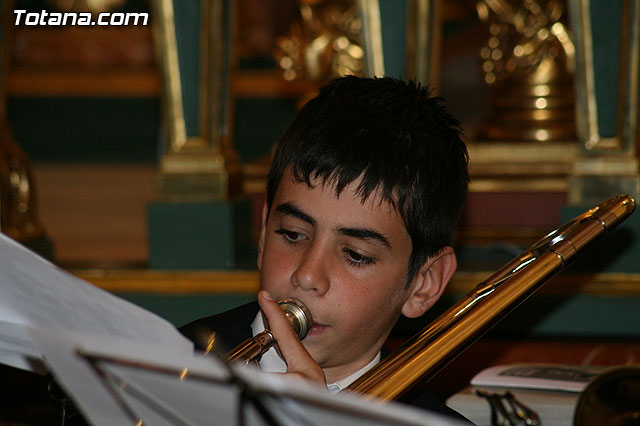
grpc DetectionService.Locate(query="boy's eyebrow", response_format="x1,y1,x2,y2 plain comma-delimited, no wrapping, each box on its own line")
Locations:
274,203,316,226
275,202,391,248
338,227,391,248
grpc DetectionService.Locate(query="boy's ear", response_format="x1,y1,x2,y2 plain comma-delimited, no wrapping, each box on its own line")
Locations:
257,202,269,270
401,247,457,318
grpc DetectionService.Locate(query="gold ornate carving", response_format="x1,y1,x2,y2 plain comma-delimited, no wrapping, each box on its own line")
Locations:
274,0,366,83
0,124,44,242
474,0,576,143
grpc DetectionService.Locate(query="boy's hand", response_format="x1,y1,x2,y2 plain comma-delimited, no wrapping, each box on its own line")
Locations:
257,290,326,386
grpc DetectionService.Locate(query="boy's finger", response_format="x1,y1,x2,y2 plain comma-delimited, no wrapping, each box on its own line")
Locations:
258,290,300,349
257,291,325,384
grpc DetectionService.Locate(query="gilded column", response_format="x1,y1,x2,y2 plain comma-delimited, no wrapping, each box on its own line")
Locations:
567,0,639,205
154,0,240,201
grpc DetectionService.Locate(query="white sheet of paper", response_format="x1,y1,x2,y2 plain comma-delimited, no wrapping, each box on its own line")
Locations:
0,320,47,372
30,326,245,426
31,326,466,426
0,233,193,371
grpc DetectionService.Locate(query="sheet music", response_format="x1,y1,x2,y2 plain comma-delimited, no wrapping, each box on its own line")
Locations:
31,326,465,426
29,326,233,426
0,233,193,371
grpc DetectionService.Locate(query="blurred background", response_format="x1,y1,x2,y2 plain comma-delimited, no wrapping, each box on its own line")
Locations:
2,0,639,404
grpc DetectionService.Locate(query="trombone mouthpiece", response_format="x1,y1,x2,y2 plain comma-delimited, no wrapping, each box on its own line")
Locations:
278,298,313,340
226,297,314,363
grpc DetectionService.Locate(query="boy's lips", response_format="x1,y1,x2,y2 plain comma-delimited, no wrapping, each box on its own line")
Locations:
309,322,328,336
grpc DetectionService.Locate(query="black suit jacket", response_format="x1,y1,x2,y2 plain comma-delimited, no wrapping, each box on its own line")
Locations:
180,302,473,424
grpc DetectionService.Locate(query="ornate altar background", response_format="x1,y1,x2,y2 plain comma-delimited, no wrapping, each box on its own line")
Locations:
2,0,640,415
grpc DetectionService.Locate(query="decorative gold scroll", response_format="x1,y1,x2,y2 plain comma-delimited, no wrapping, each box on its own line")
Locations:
273,0,385,82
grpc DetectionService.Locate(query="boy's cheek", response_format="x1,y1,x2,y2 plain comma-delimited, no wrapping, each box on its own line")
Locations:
260,255,293,295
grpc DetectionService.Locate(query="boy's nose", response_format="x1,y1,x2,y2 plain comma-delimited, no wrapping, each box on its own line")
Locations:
291,246,330,295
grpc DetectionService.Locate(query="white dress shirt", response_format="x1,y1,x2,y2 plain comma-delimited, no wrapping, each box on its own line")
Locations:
251,313,381,394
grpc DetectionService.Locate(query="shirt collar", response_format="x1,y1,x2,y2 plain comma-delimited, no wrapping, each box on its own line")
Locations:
251,312,381,394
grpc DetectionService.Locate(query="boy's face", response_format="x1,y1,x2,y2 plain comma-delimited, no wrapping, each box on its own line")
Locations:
257,168,415,382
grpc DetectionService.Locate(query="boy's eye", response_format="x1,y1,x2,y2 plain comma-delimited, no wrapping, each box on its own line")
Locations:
344,249,375,267
275,228,305,244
